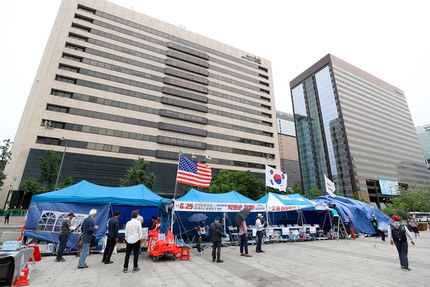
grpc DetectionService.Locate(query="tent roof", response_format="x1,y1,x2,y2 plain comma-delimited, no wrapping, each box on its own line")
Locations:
31,180,171,207
174,188,263,212
177,188,256,203
257,192,316,212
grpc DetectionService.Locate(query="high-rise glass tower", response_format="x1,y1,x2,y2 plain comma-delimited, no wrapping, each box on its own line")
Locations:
290,54,429,205
1,0,279,207
416,124,430,174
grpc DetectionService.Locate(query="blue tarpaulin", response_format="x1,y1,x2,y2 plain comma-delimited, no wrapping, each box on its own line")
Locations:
312,195,391,234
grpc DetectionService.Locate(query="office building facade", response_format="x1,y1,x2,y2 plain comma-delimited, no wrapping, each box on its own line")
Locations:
290,54,429,204
276,111,301,188
416,124,430,174
1,0,280,207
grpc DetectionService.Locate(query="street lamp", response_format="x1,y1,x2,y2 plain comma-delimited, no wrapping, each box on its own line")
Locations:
54,137,68,191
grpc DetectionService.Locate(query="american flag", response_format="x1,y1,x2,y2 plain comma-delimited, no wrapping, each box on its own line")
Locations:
176,155,212,188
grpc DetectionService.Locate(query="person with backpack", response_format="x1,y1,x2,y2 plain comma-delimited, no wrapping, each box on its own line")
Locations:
388,215,415,271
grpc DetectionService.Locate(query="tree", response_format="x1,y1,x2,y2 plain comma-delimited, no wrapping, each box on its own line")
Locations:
292,183,302,194
20,149,74,195
209,170,266,200
120,157,155,189
21,178,45,195
307,187,322,199
382,185,430,217
38,150,62,192
0,138,13,188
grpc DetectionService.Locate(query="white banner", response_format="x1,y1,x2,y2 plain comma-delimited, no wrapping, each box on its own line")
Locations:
324,175,336,197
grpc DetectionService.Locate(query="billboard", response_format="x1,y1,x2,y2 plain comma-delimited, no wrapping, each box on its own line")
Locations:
379,180,399,195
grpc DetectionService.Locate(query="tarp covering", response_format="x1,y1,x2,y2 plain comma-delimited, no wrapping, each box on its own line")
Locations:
147,230,181,257
174,188,265,212
256,192,316,212
312,195,391,234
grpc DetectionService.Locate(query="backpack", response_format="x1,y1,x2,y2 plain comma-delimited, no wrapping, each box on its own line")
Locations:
390,224,407,242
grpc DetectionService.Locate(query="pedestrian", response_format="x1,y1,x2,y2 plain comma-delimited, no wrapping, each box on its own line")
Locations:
346,215,356,239
238,219,252,257
56,212,79,262
136,210,144,227
330,204,339,230
255,213,266,253
408,215,420,239
102,210,120,264
78,209,99,269
123,210,142,273
388,215,415,271
371,214,386,241
4,211,10,224
210,216,225,263
151,215,159,231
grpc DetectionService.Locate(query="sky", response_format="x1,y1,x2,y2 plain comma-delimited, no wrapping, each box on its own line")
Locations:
0,0,429,142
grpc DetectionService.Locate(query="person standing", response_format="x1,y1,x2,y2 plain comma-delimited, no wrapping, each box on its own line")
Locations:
238,220,252,257
388,215,415,271
123,210,142,273
371,215,385,241
255,213,266,253
330,205,339,230
4,211,10,224
102,210,120,264
151,215,159,231
408,215,420,239
210,216,225,263
346,215,356,239
136,210,144,227
78,209,99,269
56,212,79,262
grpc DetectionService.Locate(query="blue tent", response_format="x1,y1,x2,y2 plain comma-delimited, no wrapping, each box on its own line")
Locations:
31,180,171,206
173,189,263,241
174,188,264,212
312,195,391,234
25,180,172,250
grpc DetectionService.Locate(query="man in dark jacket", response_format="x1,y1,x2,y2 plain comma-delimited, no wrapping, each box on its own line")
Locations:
78,209,99,269
102,210,120,264
56,212,79,262
210,217,225,263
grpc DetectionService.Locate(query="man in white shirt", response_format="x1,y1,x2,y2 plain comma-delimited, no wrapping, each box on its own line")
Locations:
123,210,143,273
255,213,266,253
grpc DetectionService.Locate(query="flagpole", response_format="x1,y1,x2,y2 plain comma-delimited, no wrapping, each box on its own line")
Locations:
171,152,181,233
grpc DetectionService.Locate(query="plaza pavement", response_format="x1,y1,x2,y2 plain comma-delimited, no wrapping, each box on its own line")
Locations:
14,230,430,287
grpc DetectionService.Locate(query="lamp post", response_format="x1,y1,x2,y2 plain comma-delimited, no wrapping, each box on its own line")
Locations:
54,137,68,191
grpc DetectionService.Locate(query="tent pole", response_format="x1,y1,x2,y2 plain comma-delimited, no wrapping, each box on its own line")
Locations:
170,199,176,232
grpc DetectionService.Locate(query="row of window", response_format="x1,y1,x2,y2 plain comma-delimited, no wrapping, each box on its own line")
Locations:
54,69,272,130
49,90,275,143
73,13,269,101
36,135,270,169
61,49,269,117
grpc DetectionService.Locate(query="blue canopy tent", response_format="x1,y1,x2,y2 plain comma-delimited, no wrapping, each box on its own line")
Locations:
173,188,264,242
25,180,172,250
312,195,391,234
256,192,318,225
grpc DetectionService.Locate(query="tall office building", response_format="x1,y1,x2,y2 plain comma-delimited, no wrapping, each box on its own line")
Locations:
416,124,430,174
276,111,301,188
1,0,280,208
290,54,429,205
